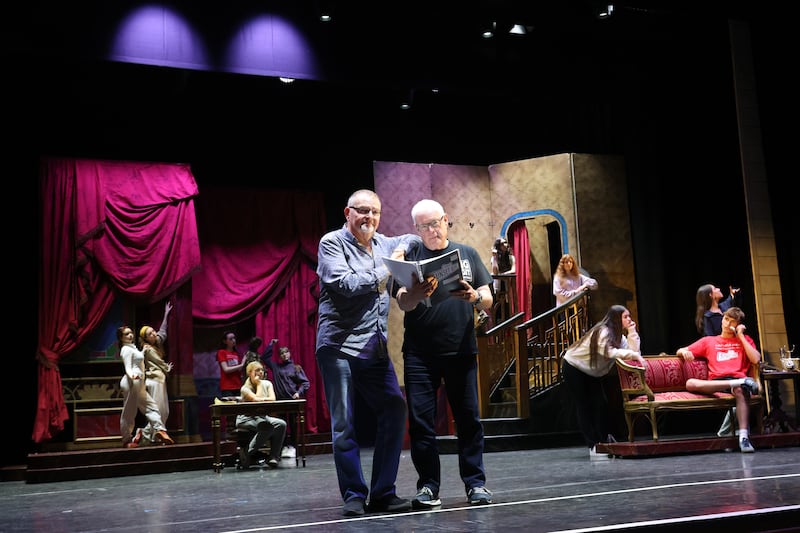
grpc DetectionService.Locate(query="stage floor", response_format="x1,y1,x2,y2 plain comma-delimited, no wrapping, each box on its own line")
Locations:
1,445,798,532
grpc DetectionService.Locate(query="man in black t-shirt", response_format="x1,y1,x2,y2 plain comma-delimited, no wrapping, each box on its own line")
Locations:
392,199,495,509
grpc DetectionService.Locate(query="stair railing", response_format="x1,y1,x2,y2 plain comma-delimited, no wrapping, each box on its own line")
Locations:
476,291,591,418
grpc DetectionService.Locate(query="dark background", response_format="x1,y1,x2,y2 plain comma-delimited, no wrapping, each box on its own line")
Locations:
4,1,796,465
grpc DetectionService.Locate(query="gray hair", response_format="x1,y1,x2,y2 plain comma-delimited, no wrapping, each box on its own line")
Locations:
410,199,445,225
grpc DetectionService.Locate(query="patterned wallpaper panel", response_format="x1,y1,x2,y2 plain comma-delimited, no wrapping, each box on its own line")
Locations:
374,154,636,385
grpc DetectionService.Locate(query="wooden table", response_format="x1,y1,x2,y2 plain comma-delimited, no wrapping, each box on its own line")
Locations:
210,399,306,472
761,369,800,432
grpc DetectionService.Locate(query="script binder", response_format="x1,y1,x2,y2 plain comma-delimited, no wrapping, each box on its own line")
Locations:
383,248,463,307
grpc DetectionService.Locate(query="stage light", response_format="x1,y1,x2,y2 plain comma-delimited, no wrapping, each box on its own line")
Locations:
316,1,334,22
596,4,615,20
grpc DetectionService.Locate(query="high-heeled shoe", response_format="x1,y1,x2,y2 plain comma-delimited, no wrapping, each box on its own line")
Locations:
155,430,174,445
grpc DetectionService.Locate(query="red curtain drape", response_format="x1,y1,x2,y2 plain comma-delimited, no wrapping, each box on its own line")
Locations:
255,261,326,434
34,157,201,443
192,187,326,434
510,222,532,321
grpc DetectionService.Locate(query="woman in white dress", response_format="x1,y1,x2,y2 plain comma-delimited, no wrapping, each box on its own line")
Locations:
117,325,174,447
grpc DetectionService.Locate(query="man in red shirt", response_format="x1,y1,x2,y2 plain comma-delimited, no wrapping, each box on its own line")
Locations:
676,307,761,453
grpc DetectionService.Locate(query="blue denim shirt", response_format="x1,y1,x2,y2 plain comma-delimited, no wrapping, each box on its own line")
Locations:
316,225,418,358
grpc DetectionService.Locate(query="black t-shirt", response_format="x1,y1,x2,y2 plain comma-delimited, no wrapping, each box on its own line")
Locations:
397,241,492,356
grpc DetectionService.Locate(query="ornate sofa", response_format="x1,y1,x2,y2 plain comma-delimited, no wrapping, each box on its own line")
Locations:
615,354,763,441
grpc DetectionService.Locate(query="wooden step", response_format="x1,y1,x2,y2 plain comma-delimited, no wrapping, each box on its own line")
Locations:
25,441,236,483
20,434,335,484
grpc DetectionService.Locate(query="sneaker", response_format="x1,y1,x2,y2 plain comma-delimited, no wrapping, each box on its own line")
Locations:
589,446,611,460
740,377,759,395
154,430,174,445
412,486,442,509
281,445,296,458
342,498,366,517
467,486,493,505
739,437,755,453
367,494,411,513
267,458,279,468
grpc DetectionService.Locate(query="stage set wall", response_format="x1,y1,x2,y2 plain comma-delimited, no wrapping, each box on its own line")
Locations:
375,152,638,385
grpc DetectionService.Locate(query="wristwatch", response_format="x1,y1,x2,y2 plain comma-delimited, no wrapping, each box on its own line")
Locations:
473,292,483,307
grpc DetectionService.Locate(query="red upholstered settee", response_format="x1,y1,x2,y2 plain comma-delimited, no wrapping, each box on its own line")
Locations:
615,354,763,441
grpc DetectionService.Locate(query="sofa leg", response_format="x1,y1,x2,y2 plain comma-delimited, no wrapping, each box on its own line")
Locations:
649,410,659,440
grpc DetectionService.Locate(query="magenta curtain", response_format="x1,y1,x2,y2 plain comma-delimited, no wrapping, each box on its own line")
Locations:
35,157,201,443
192,187,326,433
510,222,532,321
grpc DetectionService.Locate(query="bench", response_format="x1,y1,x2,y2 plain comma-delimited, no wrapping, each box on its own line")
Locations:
615,354,763,441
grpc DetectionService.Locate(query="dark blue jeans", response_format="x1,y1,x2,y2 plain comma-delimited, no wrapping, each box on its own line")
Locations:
404,352,486,495
316,346,407,503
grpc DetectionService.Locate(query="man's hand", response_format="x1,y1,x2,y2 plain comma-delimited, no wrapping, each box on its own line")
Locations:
409,274,437,300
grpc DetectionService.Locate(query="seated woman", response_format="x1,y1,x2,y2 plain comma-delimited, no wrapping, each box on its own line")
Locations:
236,360,287,468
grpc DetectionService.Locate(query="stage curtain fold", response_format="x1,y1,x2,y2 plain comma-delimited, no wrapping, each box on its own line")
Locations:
511,222,532,321
192,187,325,434
34,157,201,443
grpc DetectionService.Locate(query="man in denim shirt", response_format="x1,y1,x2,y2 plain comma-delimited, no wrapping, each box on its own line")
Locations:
316,189,420,517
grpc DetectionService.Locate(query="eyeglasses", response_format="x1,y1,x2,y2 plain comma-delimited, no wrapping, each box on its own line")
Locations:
416,215,445,232
348,206,381,216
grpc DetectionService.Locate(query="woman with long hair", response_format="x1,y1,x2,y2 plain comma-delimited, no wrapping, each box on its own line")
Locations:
117,325,174,447
236,360,287,468
694,283,740,336
561,305,643,459
139,301,173,440
552,254,598,307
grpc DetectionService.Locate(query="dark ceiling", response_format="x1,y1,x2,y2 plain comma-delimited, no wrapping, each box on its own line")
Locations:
6,0,770,172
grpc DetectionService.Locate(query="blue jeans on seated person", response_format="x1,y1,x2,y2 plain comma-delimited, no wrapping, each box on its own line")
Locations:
316,346,407,504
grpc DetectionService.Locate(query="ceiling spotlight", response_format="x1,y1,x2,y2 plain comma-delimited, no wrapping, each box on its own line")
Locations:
482,21,496,39
509,24,530,36
596,4,615,20
317,1,334,22
279,77,295,84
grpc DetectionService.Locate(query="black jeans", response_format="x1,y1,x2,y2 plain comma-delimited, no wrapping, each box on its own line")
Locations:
404,352,485,495
562,360,610,448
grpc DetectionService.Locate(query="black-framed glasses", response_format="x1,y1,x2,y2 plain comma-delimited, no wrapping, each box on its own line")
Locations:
348,206,381,216
416,215,445,232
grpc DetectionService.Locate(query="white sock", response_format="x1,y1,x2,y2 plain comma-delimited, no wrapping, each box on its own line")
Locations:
729,378,745,392
739,429,749,440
